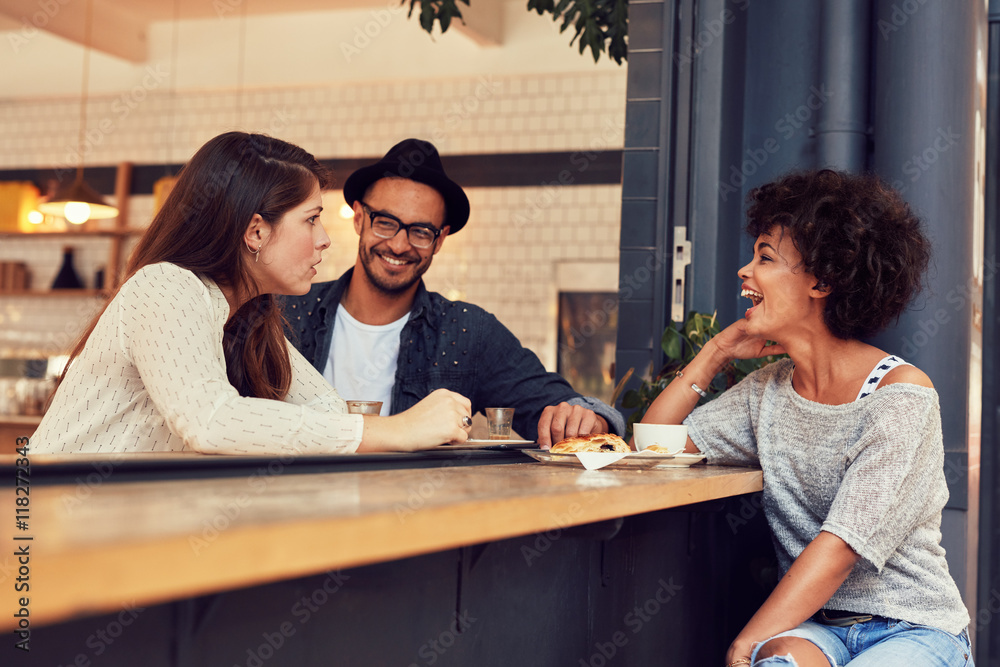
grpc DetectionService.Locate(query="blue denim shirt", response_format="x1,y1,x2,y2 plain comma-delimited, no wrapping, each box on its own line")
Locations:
283,269,624,441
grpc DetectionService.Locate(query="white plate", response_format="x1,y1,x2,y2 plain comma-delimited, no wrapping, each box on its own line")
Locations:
522,449,706,469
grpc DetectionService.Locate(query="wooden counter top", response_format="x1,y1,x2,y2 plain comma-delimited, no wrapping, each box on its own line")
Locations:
0,456,761,629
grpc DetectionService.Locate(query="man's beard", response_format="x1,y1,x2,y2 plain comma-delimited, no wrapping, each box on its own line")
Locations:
358,243,430,295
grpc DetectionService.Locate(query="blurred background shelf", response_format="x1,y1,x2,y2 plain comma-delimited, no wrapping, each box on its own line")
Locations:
0,229,140,237
0,415,42,449
0,289,107,297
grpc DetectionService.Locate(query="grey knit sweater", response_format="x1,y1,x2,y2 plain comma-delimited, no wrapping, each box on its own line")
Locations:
685,359,969,634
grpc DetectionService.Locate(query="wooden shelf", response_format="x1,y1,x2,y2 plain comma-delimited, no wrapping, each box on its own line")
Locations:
0,228,141,238
0,414,42,426
0,162,135,295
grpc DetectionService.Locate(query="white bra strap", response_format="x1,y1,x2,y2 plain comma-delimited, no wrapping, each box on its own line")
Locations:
856,355,912,401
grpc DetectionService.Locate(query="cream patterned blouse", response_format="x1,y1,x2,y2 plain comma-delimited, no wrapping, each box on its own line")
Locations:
32,263,364,455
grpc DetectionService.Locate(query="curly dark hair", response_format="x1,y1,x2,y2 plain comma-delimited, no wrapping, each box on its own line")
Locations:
745,169,930,339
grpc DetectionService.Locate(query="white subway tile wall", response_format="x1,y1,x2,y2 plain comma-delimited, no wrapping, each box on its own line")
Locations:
1,71,625,369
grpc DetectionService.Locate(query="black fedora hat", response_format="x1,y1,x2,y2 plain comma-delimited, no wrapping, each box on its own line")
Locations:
343,138,470,234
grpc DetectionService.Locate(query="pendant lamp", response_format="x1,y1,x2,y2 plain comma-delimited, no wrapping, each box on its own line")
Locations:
36,0,118,225
151,0,181,217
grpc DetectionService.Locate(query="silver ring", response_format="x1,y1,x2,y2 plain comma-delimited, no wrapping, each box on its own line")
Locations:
461,415,472,428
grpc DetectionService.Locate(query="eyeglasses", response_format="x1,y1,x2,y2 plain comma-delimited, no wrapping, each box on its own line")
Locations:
360,201,443,249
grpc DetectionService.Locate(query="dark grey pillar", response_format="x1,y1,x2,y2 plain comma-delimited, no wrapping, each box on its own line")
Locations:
686,0,750,325
816,0,871,170
724,0,823,311
689,0,824,325
737,0,822,185
870,0,986,621
615,0,680,399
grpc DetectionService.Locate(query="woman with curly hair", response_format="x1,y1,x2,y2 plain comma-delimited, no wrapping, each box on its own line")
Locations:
641,169,972,666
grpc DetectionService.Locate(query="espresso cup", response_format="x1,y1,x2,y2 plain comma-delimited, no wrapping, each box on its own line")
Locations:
346,400,383,415
633,423,688,453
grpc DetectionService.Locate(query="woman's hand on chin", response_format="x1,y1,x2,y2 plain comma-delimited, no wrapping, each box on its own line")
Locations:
710,319,786,362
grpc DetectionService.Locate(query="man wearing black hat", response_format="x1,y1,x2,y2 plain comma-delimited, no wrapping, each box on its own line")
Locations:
284,138,624,446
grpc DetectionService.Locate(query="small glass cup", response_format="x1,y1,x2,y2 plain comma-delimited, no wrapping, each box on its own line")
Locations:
346,400,383,415
485,407,515,440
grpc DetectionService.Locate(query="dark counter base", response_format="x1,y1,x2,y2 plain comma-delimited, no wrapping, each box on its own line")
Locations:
16,496,774,667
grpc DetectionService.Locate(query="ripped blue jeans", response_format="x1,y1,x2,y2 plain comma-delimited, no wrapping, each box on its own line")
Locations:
749,618,973,666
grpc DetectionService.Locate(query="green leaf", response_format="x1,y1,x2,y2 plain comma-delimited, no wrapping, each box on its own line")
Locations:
605,0,628,64
440,11,452,31
621,311,786,433
621,389,640,409
661,326,682,361
419,1,434,31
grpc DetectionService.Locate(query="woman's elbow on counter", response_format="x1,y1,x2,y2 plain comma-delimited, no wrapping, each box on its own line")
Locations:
178,422,249,456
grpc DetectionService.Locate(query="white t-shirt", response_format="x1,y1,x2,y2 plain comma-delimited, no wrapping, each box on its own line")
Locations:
324,307,408,415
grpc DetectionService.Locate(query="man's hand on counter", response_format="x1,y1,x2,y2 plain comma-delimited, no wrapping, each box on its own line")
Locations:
536,403,609,450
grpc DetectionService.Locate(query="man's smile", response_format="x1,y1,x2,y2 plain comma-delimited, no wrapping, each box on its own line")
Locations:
375,251,414,267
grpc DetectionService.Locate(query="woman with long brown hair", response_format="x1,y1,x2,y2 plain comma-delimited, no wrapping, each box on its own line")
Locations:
33,132,472,454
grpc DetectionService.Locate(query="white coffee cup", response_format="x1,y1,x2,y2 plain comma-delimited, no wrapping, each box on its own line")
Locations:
633,423,688,453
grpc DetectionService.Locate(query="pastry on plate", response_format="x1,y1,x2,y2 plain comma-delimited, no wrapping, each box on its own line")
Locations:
643,444,680,454
550,433,630,453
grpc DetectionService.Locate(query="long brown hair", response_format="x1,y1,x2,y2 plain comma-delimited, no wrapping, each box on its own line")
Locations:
60,132,333,400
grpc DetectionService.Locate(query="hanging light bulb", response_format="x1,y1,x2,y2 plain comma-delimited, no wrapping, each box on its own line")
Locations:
36,0,118,225
38,177,118,222
64,202,92,225
27,210,44,225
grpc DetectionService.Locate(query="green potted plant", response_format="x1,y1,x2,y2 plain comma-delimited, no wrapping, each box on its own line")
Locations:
405,0,628,64
620,311,784,437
